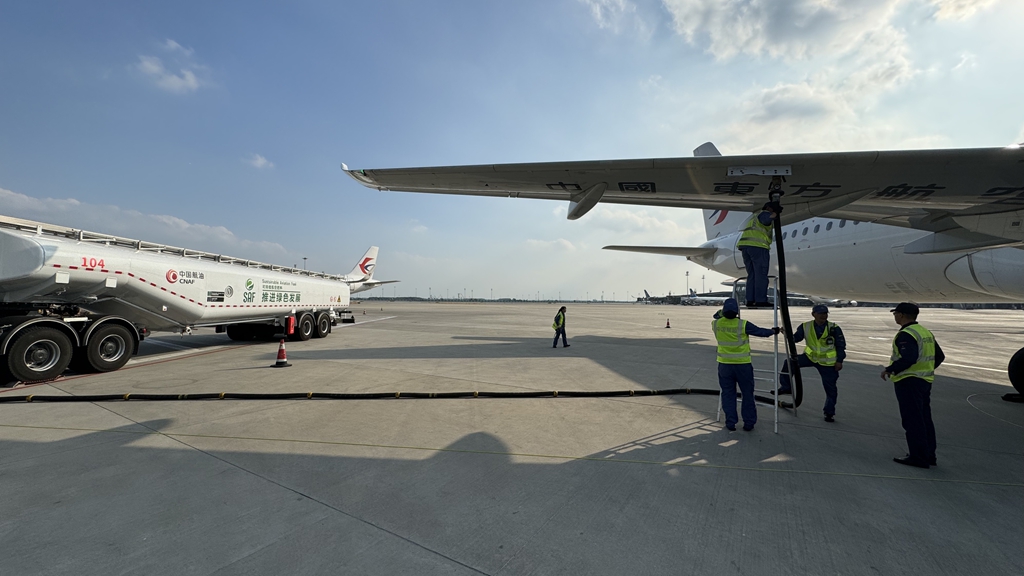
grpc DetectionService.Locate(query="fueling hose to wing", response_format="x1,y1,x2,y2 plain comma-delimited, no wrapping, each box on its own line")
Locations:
771,181,803,409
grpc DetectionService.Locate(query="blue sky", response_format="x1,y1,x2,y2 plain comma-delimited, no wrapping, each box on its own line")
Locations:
2,0,1022,301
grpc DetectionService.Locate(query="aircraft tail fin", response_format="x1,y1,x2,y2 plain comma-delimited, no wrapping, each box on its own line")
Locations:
644,289,651,299
348,246,379,281
702,209,752,241
693,141,753,241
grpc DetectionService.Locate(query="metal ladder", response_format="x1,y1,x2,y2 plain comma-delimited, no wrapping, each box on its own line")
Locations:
717,276,793,433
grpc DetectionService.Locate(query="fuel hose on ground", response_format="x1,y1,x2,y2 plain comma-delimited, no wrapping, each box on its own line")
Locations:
771,188,803,409
0,388,782,404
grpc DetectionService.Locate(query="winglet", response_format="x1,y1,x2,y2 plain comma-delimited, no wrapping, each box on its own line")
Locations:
342,165,385,189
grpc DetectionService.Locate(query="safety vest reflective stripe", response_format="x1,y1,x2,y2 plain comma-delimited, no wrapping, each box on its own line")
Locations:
737,212,773,249
803,320,837,366
713,317,751,364
891,324,936,383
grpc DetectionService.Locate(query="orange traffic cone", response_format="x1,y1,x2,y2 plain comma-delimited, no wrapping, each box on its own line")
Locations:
271,339,292,368
665,318,671,328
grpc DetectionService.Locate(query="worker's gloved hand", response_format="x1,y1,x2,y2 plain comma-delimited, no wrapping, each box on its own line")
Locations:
772,327,782,334
770,202,784,213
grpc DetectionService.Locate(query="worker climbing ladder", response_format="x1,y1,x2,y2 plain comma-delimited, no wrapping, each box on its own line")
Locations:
718,276,795,433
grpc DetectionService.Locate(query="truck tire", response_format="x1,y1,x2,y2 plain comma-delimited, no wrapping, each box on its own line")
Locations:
226,324,256,341
84,324,134,373
292,314,314,342
6,326,73,383
313,313,331,338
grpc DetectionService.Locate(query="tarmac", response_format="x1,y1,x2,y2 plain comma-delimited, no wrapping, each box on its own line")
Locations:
1,302,1022,575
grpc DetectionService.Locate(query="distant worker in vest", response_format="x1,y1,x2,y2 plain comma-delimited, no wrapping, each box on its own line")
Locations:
552,306,569,348
881,302,944,469
737,202,780,308
777,304,846,422
713,298,780,431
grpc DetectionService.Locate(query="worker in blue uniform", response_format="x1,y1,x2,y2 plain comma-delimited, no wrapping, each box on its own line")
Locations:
737,202,780,308
882,302,944,469
777,304,846,422
713,298,780,431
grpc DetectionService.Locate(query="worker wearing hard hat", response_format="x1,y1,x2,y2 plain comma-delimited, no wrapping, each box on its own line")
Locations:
713,298,781,431
777,304,846,422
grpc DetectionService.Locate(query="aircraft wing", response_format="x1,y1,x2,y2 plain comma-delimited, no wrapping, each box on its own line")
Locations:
344,146,1024,250
603,246,715,257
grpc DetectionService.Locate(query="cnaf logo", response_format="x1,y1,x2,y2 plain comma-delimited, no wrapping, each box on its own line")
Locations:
167,269,205,284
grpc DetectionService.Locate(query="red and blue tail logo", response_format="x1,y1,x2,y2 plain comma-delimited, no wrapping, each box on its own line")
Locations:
359,257,375,275
709,209,730,225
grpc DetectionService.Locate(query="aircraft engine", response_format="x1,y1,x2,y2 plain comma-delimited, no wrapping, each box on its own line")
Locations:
944,248,1024,301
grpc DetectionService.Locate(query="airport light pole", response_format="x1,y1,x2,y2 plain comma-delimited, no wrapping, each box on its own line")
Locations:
702,275,705,294
686,271,689,295
303,257,307,270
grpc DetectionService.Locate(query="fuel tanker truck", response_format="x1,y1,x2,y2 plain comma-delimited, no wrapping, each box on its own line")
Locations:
0,215,352,385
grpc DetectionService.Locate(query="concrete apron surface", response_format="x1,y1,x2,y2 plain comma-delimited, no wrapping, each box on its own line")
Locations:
1,303,1022,575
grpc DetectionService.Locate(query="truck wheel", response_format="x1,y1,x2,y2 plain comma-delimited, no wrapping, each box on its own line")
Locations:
6,327,73,383
313,313,331,338
226,324,255,341
292,315,314,342
85,324,134,372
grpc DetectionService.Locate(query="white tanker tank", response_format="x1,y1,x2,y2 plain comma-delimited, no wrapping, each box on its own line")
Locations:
0,215,352,384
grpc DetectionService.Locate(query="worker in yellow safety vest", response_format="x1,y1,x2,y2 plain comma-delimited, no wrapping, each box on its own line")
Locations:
881,302,945,469
713,298,780,431
552,306,569,348
777,304,846,422
737,202,780,309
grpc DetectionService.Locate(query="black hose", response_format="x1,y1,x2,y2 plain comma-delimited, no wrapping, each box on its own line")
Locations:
772,200,803,408
0,387,785,404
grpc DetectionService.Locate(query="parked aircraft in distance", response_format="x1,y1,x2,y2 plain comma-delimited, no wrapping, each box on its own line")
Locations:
342,246,399,294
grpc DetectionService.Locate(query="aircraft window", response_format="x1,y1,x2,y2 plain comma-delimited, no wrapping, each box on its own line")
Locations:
783,232,788,239
802,227,808,236
826,222,833,231
814,224,820,233
854,221,860,225
839,220,846,228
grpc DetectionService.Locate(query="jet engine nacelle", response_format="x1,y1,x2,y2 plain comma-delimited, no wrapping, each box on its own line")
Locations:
944,248,1024,300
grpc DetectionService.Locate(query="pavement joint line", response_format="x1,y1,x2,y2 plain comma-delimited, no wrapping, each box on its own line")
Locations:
83,398,492,576
2,423,1021,488
966,393,1024,429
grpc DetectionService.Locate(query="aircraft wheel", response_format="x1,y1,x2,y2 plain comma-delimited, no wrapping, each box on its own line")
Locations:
85,324,133,373
292,315,313,342
1009,347,1024,395
313,313,331,338
7,327,73,383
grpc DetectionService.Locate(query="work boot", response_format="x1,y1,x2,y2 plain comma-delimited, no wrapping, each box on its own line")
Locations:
824,414,835,423
893,455,929,469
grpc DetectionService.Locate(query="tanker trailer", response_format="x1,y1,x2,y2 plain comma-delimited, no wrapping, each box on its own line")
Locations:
0,215,351,385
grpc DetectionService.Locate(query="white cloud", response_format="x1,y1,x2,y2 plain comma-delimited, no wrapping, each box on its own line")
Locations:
162,38,194,57
245,154,274,169
951,52,977,71
661,0,901,61
136,55,200,93
929,0,1001,20
578,0,652,37
526,238,577,251
0,186,293,263
135,39,206,94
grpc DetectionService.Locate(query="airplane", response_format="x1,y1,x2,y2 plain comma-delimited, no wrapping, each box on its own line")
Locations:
342,142,1024,394
341,246,400,294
